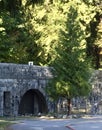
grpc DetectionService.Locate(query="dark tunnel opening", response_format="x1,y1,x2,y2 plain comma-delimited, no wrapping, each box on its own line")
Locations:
18,89,48,115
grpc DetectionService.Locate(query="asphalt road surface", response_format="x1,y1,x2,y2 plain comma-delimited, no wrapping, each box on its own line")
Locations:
67,115,102,130
6,118,69,130
6,115,102,130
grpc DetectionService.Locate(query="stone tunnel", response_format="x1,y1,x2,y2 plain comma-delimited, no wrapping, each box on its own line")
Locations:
0,63,52,116
1,63,102,116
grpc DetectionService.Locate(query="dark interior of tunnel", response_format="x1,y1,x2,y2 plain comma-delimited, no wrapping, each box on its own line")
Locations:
18,89,48,115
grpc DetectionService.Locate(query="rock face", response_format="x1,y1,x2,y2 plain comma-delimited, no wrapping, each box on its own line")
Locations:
0,63,52,116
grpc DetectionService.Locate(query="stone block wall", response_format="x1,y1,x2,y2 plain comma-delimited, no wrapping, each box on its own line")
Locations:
0,63,52,116
0,63,102,116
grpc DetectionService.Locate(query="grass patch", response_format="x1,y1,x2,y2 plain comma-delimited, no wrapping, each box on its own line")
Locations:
0,115,40,130
0,119,13,130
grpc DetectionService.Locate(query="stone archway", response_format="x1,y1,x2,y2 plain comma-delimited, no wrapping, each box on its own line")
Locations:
18,89,48,115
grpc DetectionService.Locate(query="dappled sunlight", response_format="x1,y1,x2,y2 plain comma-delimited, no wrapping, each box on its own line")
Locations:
0,120,7,122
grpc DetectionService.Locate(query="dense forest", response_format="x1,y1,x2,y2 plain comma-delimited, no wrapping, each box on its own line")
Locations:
0,0,102,67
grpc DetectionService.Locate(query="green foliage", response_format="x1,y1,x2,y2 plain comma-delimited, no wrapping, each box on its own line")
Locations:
0,0,101,67
0,0,67,65
47,1,92,101
84,0,102,68
0,2,43,64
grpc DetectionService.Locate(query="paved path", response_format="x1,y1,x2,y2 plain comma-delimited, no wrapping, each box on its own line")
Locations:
6,118,70,130
5,115,102,130
67,115,102,130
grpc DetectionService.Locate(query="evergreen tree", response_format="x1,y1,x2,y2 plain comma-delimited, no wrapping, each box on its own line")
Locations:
47,2,92,115
0,0,101,67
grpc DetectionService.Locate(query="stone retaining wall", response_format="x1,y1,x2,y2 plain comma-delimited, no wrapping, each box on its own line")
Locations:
0,63,102,116
0,63,52,116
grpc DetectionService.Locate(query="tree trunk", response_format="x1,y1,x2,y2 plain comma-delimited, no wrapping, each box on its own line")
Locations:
67,98,71,116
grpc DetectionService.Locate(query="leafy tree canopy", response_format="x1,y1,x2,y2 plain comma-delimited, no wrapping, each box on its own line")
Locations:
46,0,95,101
0,0,101,66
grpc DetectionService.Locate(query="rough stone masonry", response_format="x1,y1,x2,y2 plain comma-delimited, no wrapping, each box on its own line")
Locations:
0,63,53,116
0,63,102,117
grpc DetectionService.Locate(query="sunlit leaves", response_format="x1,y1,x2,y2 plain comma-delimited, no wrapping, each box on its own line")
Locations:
47,1,92,102
0,0,101,67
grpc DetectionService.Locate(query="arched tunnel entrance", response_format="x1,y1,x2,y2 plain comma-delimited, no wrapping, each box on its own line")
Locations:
18,89,48,115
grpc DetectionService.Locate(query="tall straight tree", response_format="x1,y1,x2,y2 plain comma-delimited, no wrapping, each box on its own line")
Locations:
47,2,92,115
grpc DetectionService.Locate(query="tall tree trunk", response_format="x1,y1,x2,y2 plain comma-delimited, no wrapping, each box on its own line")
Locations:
67,98,71,116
